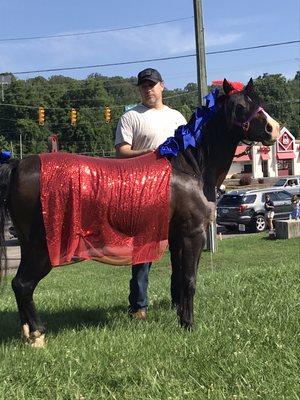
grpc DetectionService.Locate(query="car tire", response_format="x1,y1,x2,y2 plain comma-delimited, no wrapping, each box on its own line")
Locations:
251,215,266,233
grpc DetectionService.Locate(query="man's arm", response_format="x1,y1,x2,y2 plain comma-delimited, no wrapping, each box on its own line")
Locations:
115,143,155,158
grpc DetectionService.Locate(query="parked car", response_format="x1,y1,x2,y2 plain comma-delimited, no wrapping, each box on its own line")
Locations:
273,176,300,196
216,184,226,201
217,188,293,233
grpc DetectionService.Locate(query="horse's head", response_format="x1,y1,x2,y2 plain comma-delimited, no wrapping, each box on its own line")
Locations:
222,78,280,146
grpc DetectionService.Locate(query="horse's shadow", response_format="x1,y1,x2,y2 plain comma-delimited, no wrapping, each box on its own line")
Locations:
0,299,173,343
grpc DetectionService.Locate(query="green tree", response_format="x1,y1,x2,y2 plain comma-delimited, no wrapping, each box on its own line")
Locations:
254,74,298,137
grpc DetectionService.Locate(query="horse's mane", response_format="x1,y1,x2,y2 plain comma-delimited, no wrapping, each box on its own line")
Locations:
172,94,225,179
174,85,262,180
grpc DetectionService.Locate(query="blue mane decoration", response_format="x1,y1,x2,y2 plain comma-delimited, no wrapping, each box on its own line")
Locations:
158,88,219,157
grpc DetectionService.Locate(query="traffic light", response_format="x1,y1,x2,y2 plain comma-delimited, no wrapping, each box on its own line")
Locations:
70,108,77,126
104,106,111,123
38,106,45,126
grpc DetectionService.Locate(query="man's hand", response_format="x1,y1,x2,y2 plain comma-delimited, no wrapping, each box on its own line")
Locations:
115,143,155,158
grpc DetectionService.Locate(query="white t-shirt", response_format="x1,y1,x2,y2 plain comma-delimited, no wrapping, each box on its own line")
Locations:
115,104,187,150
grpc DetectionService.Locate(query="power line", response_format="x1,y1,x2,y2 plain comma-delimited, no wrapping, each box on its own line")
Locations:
0,89,198,111
10,40,300,76
0,16,193,43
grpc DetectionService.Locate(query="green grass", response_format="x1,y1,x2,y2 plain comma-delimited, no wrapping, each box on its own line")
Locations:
0,234,299,400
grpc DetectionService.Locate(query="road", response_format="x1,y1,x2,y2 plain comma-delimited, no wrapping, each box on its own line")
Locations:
3,224,21,274
5,238,20,273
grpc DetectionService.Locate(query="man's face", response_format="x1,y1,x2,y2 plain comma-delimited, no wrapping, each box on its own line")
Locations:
138,80,164,107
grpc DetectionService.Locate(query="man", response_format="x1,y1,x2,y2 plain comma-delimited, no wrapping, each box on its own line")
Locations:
115,67,187,320
264,194,275,230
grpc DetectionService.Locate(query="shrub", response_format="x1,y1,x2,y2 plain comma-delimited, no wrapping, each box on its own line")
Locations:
258,178,264,184
231,174,238,179
239,175,252,186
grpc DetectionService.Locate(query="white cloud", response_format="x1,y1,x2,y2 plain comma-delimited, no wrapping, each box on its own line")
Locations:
0,25,243,74
205,32,243,47
217,15,266,28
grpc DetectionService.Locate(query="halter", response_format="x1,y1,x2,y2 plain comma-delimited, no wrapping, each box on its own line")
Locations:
225,92,271,138
233,106,265,134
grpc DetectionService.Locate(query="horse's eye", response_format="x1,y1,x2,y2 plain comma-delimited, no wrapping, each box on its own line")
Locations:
235,104,246,119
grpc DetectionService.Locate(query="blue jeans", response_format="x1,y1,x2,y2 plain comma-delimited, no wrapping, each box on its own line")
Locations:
129,262,152,312
291,208,300,219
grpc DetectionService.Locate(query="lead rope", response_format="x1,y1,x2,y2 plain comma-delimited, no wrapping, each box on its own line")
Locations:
234,142,255,158
210,250,214,271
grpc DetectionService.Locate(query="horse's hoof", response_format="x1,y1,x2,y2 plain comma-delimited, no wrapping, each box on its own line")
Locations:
21,324,30,340
29,331,46,348
180,321,194,331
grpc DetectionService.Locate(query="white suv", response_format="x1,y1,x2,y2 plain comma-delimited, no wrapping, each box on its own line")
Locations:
273,176,300,196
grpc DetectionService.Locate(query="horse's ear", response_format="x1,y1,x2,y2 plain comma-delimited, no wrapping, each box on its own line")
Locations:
223,79,234,95
244,78,254,94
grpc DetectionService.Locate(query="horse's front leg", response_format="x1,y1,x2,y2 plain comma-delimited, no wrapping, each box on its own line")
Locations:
179,224,206,330
169,222,182,310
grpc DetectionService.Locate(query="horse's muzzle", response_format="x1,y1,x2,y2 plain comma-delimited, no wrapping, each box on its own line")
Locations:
261,110,280,145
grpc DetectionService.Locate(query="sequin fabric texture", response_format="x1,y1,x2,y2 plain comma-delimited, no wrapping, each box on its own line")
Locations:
39,152,172,267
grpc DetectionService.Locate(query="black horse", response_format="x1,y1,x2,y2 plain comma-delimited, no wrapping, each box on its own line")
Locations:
0,79,279,347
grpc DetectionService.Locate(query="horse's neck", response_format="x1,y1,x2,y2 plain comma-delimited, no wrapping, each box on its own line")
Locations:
201,118,240,201
171,114,240,201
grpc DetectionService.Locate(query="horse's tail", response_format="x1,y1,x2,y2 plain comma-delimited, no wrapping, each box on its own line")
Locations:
0,159,19,283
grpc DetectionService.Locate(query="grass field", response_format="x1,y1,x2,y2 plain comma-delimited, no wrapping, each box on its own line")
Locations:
0,234,299,400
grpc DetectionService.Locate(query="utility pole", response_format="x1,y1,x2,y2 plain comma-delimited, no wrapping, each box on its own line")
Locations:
0,75,12,102
19,134,23,159
193,0,208,106
194,0,216,253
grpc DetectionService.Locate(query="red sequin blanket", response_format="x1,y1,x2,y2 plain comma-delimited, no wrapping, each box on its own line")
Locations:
39,152,171,267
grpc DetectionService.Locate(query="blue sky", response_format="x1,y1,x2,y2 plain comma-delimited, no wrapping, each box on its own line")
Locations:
0,0,299,89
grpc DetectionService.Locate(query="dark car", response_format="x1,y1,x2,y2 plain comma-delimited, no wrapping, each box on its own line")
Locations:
8,225,18,238
217,188,293,233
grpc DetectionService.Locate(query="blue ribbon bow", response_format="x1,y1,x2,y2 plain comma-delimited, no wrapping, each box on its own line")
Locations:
0,150,12,164
158,89,219,157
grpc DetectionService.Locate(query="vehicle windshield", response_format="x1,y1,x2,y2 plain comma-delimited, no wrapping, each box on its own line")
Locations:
218,195,243,206
274,179,286,187
218,194,256,206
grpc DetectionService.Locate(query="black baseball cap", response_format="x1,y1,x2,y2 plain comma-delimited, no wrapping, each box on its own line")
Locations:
137,68,163,85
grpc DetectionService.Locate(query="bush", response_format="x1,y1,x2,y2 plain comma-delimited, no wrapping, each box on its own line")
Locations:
258,178,264,184
239,175,252,186
231,174,239,179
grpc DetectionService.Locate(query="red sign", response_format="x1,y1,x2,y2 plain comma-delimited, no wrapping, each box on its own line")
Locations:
258,146,270,154
258,146,270,160
276,129,294,153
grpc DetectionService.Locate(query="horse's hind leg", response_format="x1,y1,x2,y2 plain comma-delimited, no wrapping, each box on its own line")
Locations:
172,221,206,330
12,241,51,347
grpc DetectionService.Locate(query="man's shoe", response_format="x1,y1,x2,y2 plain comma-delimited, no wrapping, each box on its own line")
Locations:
128,309,147,320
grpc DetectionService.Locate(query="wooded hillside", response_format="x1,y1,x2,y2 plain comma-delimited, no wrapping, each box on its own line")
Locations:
0,72,298,157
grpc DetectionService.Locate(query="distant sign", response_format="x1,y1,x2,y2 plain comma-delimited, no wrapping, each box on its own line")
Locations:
0,75,12,85
124,103,138,112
